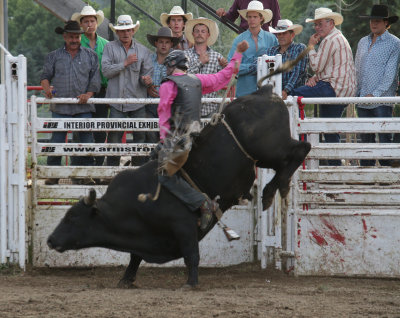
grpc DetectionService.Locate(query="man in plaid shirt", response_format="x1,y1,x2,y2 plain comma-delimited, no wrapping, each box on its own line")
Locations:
184,18,228,117
266,19,308,100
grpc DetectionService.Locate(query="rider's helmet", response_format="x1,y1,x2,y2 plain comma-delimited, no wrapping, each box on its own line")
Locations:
163,50,188,71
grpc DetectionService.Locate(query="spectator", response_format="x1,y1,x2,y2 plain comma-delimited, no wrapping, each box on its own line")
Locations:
71,5,108,167
227,0,278,97
145,27,179,144
102,15,153,166
156,41,249,232
216,0,280,31
160,6,193,50
40,20,100,185
185,17,228,117
292,8,356,166
355,4,400,167
266,19,308,100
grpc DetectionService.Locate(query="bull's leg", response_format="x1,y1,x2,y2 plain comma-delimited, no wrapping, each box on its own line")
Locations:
262,174,280,209
277,142,311,198
117,253,142,288
262,142,311,210
183,251,200,288
174,225,200,288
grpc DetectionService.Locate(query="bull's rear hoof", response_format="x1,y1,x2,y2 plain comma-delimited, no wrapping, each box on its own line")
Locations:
180,283,199,291
117,279,139,289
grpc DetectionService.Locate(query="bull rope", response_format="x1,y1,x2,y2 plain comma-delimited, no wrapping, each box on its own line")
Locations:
210,61,238,126
137,182,161,203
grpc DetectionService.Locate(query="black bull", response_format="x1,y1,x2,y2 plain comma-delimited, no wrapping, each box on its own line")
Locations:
47,86,311,287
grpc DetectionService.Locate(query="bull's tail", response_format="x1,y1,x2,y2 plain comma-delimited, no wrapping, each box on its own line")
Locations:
138,182,161,203
257,46,312,88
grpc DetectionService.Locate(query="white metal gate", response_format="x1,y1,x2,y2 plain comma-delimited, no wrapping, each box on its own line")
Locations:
289,96,400,277
29,96,255,267
0,46,27,269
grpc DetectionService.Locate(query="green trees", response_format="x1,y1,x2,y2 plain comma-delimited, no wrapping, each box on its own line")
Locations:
8,0,400,85
9,0,64,85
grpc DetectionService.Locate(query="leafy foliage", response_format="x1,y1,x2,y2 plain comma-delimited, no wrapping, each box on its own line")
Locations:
7,0,400,86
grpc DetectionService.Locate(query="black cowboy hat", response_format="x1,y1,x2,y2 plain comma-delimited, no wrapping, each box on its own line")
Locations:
146,27,180,47
55,20,84,34
359,4,399,25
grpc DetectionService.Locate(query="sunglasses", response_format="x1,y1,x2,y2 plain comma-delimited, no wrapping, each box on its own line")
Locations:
117,20,132,26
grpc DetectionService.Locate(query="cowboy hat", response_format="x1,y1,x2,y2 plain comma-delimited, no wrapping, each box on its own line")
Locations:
55,20,84,34
147,27,180,47
305,7,343,26
238,1,273,25
359,4,398,25
109,15,140,33
184,17,219,46
271,19,303,35
160,6,193,27
71,5,105,26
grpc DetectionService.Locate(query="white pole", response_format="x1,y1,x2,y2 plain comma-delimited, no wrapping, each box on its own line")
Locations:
17,55,27,270
0,84,6,263
4,54,14,262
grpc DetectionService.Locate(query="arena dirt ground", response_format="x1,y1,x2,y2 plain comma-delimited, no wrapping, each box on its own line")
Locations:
0,262,399,318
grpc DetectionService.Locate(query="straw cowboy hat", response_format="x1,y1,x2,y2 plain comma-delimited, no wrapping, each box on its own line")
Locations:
185,17,219,46
270,19,303,35
147,27,180,47
160,6,193,27
238,1,273,25
109,15,140,33
359,4,398,25
55,20,84,34
305,8,343,26
71,5,105,25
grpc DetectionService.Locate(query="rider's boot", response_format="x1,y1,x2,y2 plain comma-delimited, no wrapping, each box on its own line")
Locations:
199,197,219,232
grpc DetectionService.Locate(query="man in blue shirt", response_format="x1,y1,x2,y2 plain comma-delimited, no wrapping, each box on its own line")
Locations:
266,19,308,100
228,0,278,97
355,5,400,166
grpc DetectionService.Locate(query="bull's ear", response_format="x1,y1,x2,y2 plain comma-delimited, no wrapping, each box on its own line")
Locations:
83,189,96,206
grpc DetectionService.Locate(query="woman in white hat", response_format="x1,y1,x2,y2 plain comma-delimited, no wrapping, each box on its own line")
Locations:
266,19,308,100
227,0,278,97
160,6,193,50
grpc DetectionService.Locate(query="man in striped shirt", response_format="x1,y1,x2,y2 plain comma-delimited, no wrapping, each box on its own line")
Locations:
292,8,356,166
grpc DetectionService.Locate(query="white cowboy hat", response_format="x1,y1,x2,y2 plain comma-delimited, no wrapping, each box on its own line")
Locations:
184,17,219,46
160,6,193,27
305,7,343,26
270,19,303,35
109,15,140,33
238,1,273,25
71,5,105,26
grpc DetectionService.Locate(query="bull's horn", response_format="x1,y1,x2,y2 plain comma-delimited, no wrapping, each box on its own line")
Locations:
84,188,97,206
257,46,312,88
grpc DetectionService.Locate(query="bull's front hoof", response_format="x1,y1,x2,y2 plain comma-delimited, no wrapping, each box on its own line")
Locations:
117,279,139,289
262,196,274,210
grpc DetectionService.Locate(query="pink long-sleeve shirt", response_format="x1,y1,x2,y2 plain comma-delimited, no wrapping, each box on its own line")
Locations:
158,51,243,140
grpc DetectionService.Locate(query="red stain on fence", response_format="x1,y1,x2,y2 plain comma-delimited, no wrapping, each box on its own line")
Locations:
362,219,368,234
310,230,328,246
321,218,346,245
